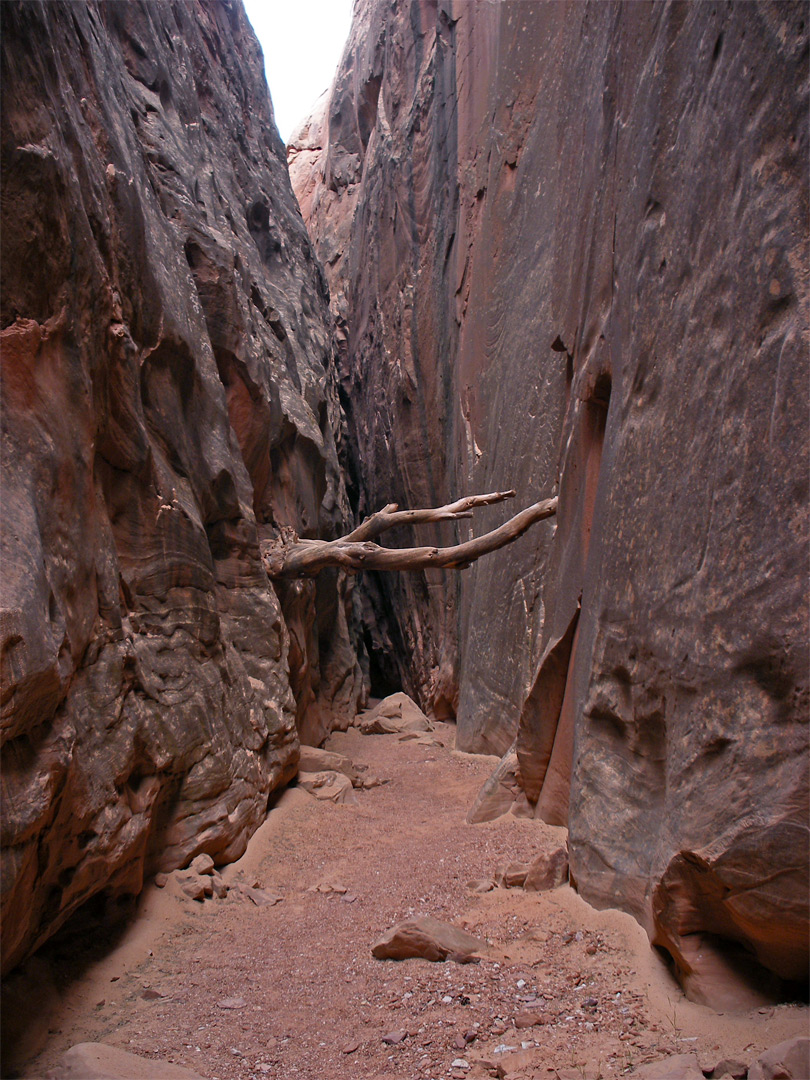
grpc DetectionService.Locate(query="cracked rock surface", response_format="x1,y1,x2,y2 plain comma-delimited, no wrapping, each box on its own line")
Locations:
290,0,809,1007
0,0,362,974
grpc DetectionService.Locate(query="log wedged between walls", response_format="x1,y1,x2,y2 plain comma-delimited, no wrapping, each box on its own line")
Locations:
290,0,809,1008
0,0,363,975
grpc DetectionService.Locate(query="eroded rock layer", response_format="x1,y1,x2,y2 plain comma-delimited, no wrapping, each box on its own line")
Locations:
0,0,362,974
291,0,809,1005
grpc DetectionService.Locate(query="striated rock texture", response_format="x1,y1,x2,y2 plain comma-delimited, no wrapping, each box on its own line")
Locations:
0,0,362,974
291,0,809,1005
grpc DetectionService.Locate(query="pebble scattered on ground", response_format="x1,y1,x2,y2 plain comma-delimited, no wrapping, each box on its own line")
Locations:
10,716,809,1080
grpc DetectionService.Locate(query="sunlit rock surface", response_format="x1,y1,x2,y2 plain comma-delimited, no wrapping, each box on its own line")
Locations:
0,0,362,973
291,0,809,1005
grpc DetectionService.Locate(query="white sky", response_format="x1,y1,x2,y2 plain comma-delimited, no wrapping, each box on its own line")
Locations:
242,0,354,143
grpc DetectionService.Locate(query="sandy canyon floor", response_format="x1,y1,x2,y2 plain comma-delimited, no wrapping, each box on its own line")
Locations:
6,724,807,1080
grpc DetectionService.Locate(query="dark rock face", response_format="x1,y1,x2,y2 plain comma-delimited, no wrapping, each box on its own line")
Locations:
0,0,362,974
291,0,809,1005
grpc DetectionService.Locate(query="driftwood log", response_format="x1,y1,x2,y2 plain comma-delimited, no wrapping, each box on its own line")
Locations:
263,491,557,578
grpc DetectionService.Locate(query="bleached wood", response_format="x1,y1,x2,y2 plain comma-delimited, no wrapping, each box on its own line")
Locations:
264,494,557,579
342,490,517,542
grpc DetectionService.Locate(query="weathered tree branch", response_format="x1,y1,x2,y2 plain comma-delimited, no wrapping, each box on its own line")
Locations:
263,492,557,578
342,489,517,542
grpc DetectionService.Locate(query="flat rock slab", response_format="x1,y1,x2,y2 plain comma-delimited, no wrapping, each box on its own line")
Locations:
216,997,247,1010
358,692,433,735
47,1043,206,1079
467,749,522,823
297,770,356,803
633,1053,705,1079
399,732,446,748
298,745,362,786
525,846,569,891
706,1060,748,1080
372,916,487,962
749,1037,810,1080
308,880,348,894
234,885,283,907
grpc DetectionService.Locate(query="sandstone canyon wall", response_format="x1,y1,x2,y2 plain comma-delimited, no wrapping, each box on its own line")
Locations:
1,0,363,974
290,0,809,1006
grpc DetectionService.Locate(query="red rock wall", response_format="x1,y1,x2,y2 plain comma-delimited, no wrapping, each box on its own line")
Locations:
291,0,809,1005
0,0,363,974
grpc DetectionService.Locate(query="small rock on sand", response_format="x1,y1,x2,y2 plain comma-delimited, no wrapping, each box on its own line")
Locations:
189,854,214,875
381,1029,407,1045
238,885,283,907
524,845,568,891
372,916,487,963
514,1009,551,1029
493,846,568,892
179,873,212,901
494,861,529,888
307,880,348,894
467,878,496,893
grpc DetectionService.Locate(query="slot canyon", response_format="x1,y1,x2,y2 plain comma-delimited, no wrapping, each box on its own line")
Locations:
1,2,807,1079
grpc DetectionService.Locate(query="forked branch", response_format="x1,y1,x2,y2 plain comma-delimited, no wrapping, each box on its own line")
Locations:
263,491,557,578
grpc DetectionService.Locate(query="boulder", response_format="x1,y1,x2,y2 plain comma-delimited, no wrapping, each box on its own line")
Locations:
372,917,487,963
297,771,356,804
748,1037,810,1080
298,746,363,787
358,693,433,735
706,1060,748,1080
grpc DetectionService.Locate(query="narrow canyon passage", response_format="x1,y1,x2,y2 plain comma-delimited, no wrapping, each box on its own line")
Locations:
1,5,807,1077
9,723,806,1080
